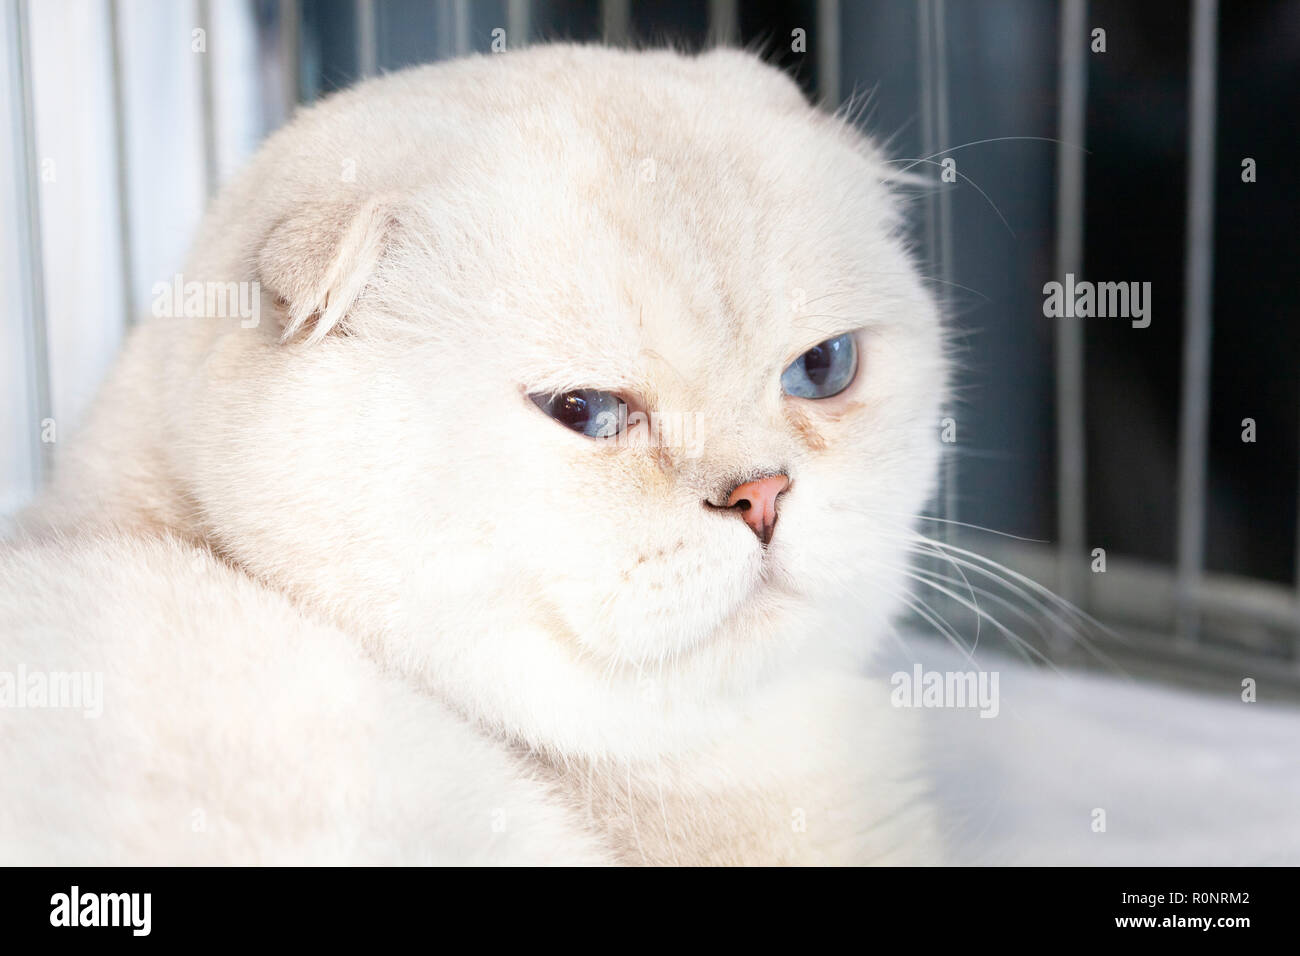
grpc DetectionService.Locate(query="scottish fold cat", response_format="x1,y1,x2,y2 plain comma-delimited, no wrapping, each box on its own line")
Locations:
1,45,945,865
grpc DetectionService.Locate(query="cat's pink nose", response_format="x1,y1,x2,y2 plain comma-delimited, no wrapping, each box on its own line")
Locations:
726,474,790,546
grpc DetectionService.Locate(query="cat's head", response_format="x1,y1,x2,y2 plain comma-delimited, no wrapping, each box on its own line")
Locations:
168,46,946,757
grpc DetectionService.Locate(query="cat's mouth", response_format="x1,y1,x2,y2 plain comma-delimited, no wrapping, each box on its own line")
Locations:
757,554,799,596
702,560,804,652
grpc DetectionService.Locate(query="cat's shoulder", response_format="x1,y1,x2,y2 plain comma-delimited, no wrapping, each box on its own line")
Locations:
0,530,608,865
1,528,323,645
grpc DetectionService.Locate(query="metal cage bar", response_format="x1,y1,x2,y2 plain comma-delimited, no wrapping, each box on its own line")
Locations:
1053,0,1088,612
918,0,955,538
107,0,135,326
8,0,51,491
817,0,840,108
1175,0,1220,643
197,0,218,197
602,0,629,46
356,0,377,78
453,0,469,56
279,0,301,115
933,0,954,533
507,0,531,49
709,0,738,47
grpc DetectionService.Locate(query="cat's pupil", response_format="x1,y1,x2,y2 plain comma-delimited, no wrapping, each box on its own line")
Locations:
555,393,590,430
779,333,857,399
802,345,831,386
531,388,622,438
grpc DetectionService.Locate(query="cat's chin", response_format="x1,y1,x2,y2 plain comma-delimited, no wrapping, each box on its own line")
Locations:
591,549,810,670
393,570,871,761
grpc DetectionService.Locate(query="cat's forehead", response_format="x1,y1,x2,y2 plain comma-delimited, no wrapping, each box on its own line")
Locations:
434,56,908,383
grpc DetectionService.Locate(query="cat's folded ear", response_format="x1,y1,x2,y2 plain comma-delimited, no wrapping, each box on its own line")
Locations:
256,195,399,345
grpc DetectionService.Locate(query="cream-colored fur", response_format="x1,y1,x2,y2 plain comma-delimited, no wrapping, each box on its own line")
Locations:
2,45,946,864
0,533,610,864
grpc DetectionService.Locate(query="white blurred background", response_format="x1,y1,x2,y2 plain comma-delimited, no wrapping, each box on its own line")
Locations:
2,0,272,514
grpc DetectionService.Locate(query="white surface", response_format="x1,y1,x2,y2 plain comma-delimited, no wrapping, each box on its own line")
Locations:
882,639,1300,865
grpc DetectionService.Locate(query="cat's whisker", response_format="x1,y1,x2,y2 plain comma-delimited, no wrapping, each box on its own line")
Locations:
902,542,1081,646
823,505,1131,673
914,533,985,652
856,573,979,665
813,540,1021,668
899,537,1102,650
887,564,1065,675
900,536,1136,679
833,502,1048,543
877,157,1015,237
908,565,1058,654
882,134,1090,179
842,510,1104,635
912,534,1130,645
856,269,996,309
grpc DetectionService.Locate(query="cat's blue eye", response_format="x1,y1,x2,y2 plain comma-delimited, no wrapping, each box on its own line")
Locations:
780,333,858,399
530,389,622,438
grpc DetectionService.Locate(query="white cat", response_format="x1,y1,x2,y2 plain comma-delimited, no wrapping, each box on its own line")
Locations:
1,45,947,865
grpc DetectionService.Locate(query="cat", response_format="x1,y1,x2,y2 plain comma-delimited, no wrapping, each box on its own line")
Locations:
0,44,947,865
